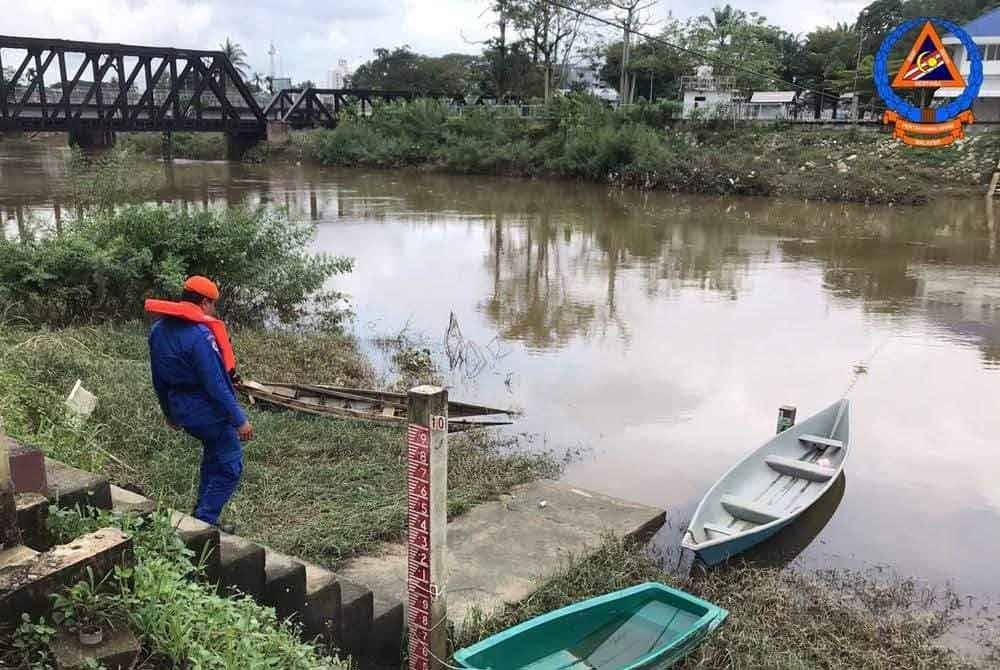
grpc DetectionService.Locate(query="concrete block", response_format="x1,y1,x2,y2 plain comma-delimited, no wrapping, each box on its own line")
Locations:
337,578,373,657
44,459,111,511
267,120,291,146
109,485,155,516
264,549,306,622
50,628,140,670
16,492,50,550
8,439,47,494
365,597,405,666
168,512,220,583
337,480,667,628
219,532,265,599
301,562,342,646
0,528,132,624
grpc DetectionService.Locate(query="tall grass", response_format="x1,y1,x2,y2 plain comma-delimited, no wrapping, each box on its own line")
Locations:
0,323,558,565
457,536,988,670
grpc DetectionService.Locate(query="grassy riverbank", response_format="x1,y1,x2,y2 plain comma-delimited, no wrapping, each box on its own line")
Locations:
457,535,996,670
121,97,1000,205
0,323,556,566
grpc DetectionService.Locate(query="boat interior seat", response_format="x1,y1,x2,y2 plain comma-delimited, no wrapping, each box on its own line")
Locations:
720,495,782,525
702,522,734,537
764,455,836,482
798,434,843,450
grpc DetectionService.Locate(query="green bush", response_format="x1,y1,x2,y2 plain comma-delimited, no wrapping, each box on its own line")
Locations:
0,204,353,327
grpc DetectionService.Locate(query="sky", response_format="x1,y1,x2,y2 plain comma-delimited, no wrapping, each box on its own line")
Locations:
3,0,869,85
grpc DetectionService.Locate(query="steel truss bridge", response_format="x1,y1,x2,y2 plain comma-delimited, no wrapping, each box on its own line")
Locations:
0,35,456,150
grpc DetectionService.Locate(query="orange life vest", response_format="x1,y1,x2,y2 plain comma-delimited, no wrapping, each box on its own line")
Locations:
144,299,237,376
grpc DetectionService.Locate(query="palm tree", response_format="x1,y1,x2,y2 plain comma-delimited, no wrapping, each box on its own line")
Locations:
220,38,250,78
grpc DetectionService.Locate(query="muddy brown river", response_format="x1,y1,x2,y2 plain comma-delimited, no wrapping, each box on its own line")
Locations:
3,137,999,632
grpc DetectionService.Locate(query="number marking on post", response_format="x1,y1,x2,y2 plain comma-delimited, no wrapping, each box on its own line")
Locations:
407,422,432,670
430,414,447,432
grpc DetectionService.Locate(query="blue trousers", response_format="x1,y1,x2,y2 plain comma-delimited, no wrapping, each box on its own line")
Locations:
185,422,243,526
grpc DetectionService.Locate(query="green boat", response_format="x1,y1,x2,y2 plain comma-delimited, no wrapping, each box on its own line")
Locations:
453,583,728,670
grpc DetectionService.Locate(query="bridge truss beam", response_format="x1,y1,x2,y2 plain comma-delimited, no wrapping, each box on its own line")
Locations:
0,35,265,136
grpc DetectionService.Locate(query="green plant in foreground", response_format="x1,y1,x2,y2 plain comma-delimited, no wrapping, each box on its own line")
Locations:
32,506,349,670
0,616,57,670
50,567,125,635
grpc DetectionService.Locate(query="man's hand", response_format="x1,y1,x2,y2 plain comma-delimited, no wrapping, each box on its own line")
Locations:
237,421,255,442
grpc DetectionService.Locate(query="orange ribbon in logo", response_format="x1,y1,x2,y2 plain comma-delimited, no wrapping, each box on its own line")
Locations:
883,110,974,147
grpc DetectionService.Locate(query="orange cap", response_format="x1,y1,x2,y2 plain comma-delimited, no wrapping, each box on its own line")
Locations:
183,276,220,301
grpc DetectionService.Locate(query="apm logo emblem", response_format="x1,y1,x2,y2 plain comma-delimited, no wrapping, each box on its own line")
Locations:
875,18,982,147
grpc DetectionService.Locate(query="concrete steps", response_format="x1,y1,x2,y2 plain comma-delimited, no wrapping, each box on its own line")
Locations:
24,452,397,665
155,506,378,661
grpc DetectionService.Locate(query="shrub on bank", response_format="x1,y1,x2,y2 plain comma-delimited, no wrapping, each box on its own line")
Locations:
120,132,228,161
0,204,353,327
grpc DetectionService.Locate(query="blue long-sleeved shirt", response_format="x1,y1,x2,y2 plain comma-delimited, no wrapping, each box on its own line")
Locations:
149,318,247,429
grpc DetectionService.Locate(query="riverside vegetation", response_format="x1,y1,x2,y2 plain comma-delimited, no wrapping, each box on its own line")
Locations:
0,150,556,667
2,149,996,667
457,535,997,670
123,95,1000,205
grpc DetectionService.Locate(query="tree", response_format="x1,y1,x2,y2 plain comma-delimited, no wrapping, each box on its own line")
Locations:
689,8,783,92
479,0,545,101
509,0,599,102
351,47,477,96
597,16,697,102
800,23,857,117
607,0,658,103
220,38,250,79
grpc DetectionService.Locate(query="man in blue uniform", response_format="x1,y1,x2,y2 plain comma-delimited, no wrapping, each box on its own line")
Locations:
148,276,253,529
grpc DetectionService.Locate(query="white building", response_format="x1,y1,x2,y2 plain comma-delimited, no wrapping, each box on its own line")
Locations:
327,59,352,90
746,91,797,120
681,66,737,119
936,9,1000,121
557,63,620,103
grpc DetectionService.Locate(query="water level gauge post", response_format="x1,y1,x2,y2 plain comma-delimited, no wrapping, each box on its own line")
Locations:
407,385,448,670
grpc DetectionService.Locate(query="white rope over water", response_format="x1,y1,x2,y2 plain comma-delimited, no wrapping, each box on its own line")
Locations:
841,335,893,398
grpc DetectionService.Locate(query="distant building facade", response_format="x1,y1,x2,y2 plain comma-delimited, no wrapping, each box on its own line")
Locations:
936,8,1000,121
327,60,352,90
681,66,737,118
746,91,797,120
558,63,619,103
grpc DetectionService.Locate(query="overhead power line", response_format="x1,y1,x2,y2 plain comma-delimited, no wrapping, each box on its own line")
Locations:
539,0,866,106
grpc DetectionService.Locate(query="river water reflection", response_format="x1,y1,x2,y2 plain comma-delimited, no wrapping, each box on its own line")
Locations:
3,138,999,606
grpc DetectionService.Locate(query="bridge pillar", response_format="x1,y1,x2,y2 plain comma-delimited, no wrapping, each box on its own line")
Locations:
225,131,264,161
267,121,291,147
68,127,115,151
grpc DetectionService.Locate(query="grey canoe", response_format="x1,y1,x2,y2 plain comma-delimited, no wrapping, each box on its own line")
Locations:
682,399,851,566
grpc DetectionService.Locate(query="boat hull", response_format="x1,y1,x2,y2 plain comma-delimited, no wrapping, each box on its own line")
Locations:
453,582,727,670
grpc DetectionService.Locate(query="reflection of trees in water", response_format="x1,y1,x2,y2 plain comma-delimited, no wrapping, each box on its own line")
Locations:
478,198,756,348
5,140,1000,357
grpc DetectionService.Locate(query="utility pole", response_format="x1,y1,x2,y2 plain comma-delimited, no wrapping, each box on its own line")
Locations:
851,16,867,123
